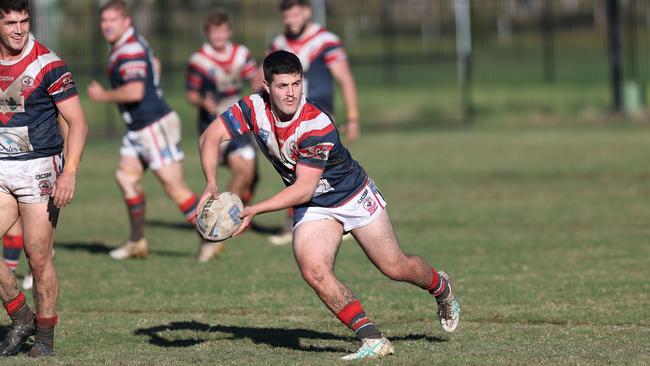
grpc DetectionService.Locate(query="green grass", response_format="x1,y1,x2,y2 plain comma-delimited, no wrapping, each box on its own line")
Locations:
1,121,648,364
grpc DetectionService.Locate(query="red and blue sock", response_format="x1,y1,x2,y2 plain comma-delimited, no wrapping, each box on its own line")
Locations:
336,300,382,340
126,194,146,241
426,268,450,300
179,194,199,225
2,235,23,273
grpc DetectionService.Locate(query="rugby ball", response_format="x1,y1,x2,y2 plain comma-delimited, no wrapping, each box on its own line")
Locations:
196,192,244,241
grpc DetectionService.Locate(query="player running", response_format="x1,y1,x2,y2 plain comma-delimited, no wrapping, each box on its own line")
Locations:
198,51,461,360
88,0,208,261
268,0,361,245
186,10,260,261
0,0,89,356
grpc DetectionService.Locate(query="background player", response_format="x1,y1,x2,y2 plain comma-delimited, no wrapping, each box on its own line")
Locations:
198,51,460,360
87,0,208,261
268,0,361,245
0,0,88,356
186,10,260,261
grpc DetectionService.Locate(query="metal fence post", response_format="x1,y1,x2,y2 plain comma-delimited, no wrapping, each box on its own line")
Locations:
606,0,623,112
542,0,555,83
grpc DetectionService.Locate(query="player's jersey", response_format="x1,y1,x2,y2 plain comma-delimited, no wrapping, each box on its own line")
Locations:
269,24,347,115
108,27,171,131
219,93,366,208
186,42,257,133
0,35,77,160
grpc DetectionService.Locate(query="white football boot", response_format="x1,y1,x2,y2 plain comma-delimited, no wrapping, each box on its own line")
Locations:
341,336,395,360
109,238,149,259
21,272,33,290
436,271,461,332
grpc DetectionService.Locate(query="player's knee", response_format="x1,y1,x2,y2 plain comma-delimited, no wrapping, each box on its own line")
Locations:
300,265,331,289
380,257,411,281
26,250,52,275
116,169,136,189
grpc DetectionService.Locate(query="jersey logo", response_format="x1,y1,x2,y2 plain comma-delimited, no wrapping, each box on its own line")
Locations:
0,126,33,156
259,129,270,144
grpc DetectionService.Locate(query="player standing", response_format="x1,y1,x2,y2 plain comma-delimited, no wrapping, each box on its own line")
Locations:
186,11,260,261
88,0,207,261
198,51,461,360
268,0,360,245
0,0,88,356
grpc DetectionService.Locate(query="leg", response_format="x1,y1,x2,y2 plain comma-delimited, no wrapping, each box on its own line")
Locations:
351,209,460,332
0,193,20,301
225,154,256,202
110,156,148,259
152,161,198,223
2,219,22,274
294,219,394,360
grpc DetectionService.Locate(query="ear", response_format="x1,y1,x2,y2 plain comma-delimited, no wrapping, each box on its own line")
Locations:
262,79,271,94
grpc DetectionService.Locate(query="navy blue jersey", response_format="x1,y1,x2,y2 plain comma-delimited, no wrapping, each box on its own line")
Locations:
108,27,171,131
269,24,347,115
0,36,77,160
186,42,257,133
219,93,366,208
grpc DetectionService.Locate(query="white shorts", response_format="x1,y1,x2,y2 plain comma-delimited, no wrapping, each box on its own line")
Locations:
120,111,184,170
293,179,387,232
0,153,63,204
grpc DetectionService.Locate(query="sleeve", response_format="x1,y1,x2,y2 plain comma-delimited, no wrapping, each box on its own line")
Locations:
44,62,78,103
219,96,255,139
116,50,148,83
296,123,338,169
186,56,212,92
322,34,348,67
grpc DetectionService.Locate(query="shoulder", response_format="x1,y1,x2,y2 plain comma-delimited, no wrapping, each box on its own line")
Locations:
112,38,147,61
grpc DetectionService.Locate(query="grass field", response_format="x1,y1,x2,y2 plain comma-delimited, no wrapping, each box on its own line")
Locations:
0,112,648,364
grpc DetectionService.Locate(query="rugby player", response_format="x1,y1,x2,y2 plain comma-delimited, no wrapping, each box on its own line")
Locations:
88,0,207,261
0,0,88,356
198,51,461,360
186,11,260,261
268,0,360,245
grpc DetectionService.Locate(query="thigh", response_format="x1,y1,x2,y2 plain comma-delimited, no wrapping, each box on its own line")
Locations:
117,155,145,176
351,209,407,268
293,219,345,270
18,201,56,256
0,192,19,237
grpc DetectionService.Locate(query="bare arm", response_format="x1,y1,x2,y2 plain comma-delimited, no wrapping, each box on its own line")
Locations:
198,117,232,209
330,60,360,142
186,90,218,113
52,95,89,208
87,80,145,104
232,164,323,236
57,114,69,157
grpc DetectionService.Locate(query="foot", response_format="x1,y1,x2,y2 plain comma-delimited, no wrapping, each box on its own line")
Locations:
0,306,35,357
197,242,226,263
27,341,53,357
436,271,461,333
268,231,292,246
341,233,353,242
341,336,395,360
109,238,148,260
22,273,33,291
27,326,54,358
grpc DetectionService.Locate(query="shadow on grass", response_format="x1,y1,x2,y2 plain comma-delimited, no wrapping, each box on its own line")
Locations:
55,241,192,258
134,321,446,353
146,219,284,235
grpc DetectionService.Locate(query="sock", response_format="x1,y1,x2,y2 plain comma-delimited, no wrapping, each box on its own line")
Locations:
2,235,23,272
241,190,253,205
34,315,57,349
126,194,145,242
3,291,26,316
179,194,199,225
426,268,450,300
336,300,382,340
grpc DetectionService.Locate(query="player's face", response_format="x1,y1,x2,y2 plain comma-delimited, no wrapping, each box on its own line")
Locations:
264,73,303,120
0,10,30,56
282,5,311,38
206,23,231,51
100,8,131,44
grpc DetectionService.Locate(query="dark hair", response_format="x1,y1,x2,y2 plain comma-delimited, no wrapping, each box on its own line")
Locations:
203,10,229,34
100,0,130,17
263,51,303,83
279,0,309,12
0,0,29,18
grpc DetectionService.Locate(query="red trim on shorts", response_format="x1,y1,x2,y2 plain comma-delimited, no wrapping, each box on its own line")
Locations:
370,189,385,209
331,177,370,208
3,292,25,316
148,124,165,164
